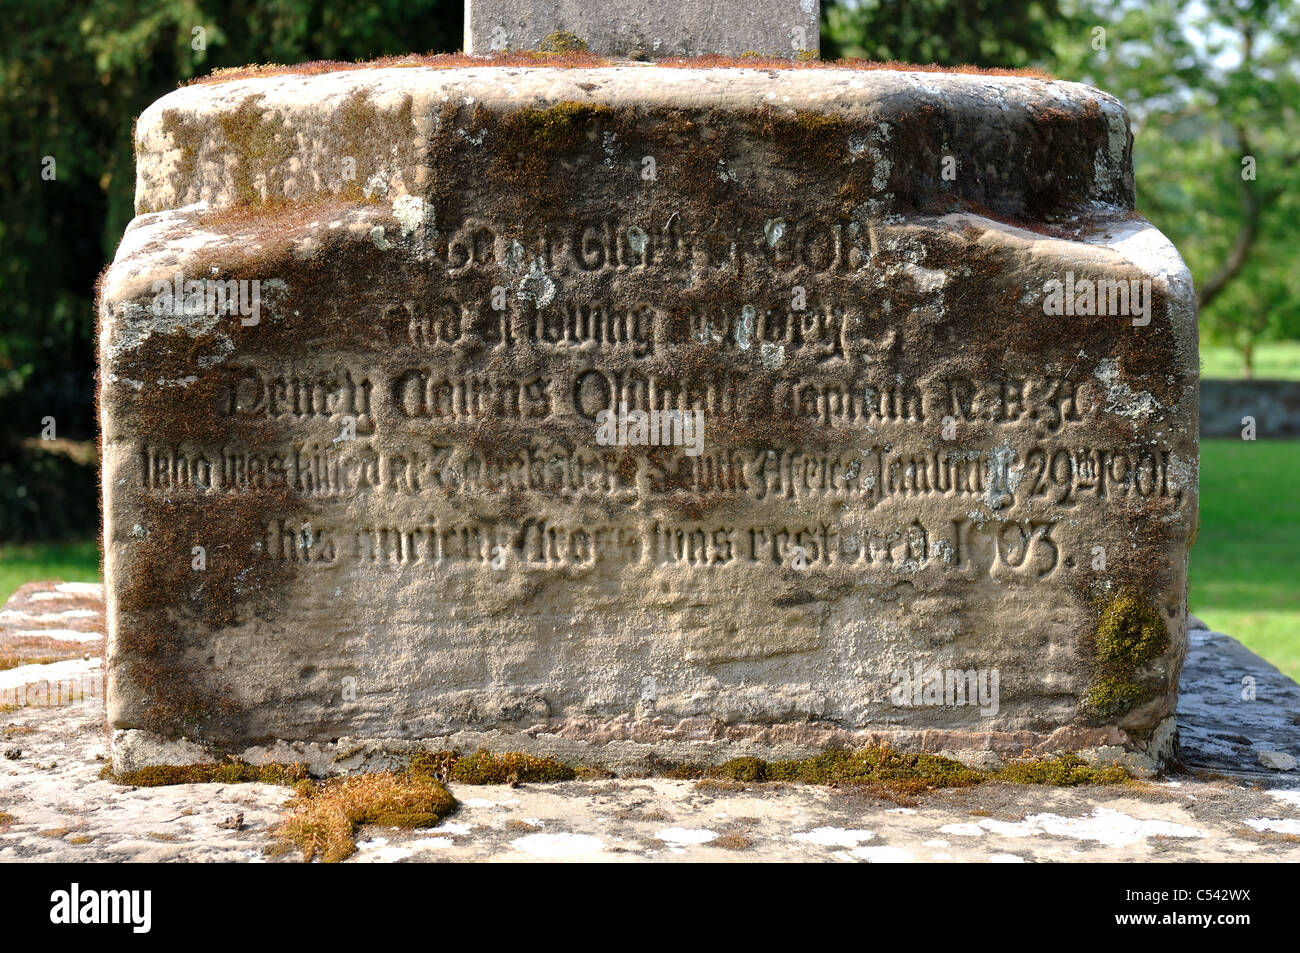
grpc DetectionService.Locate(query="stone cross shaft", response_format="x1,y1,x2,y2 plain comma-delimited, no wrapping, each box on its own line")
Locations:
465,0,820,58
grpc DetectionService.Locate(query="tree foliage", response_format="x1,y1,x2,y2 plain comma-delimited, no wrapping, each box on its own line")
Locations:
822,0,1074,66
1044,0,1300,376
0,0,459,438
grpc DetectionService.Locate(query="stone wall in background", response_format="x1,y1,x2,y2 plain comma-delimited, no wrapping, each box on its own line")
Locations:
1200,380,1300,439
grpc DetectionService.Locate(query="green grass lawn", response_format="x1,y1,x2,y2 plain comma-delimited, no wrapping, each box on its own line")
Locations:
1191,439,1300,680
0,442,1296,681
0,540,100,604
1200,340,1300,380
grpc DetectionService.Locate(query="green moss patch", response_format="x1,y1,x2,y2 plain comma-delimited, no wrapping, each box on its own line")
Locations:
276,769,458,863
1085,589,1170,718
538,31,588,54
154,88,416,212
713,750,1131,790
214,95,296,206
413,746,1131,792
751,109,852,169
115,747,1130,795
442,748,577,784
106,759,309,787
1095,590,1168,669
1085,676,1151,718
994,754,1130,786
509,100,616,154
711,747,984,794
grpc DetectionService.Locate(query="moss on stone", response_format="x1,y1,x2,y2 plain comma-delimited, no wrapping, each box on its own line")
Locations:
408,748,460,782
152,110,199,214
710,747,983,794
1085,675,1150,718
538,31,588,54
1095,590,1168,670
511,100,615,154
714,756,767,782
154,88,415,211
750,109,853,172
707,749,1132,790
1084,589,1169,717
215,95,296,206
445,748,578,784
393,746,1135,792
107,759,309,787
994,753,1130,786
276,769,458,863
790,110,847,139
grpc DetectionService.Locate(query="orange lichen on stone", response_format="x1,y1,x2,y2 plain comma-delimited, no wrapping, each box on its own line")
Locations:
657,55,1051,78
185,53,1052,89
186,51,614,86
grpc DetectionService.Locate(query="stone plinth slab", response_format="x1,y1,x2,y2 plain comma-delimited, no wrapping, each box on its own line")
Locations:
3,586,1295,862
0,581,105,710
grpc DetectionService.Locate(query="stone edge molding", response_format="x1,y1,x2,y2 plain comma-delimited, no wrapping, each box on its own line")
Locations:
131,67,1134,217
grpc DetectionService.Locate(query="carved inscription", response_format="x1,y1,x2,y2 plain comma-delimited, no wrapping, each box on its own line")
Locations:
259,516,1062,578
120,213,1190,590
139,441,1186,507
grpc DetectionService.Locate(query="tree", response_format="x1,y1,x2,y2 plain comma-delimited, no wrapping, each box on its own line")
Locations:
821,0,1074,67
1045,0,1300,377
0,1,460,540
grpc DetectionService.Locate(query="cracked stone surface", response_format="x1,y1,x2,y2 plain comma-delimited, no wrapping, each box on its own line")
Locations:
1,695,1298,862
1175,615,1300,781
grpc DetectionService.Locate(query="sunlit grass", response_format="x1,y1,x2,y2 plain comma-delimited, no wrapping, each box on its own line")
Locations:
0,539,100,603
1199,341,1300,380
1190,440,1300,680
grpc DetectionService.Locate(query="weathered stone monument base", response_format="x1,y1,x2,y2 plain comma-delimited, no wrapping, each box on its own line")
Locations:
100,63,1197,775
